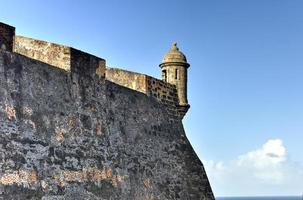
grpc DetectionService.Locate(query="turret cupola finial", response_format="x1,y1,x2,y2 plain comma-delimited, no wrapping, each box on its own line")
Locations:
172,42,179,51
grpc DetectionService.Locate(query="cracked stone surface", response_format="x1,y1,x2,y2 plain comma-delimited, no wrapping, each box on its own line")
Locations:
0,50,214,200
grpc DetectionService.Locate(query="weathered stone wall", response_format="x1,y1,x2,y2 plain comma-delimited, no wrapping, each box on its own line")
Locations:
0,50,214,199
14,36,71,71
69,47,106,77
106,68,183,118
14,36,106,77
146,76,181,119
1,21,181,119
0,23,15,52
146,76,178,107
106,68,148,94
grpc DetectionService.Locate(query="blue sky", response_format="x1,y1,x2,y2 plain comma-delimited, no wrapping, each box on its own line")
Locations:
1,0,303,196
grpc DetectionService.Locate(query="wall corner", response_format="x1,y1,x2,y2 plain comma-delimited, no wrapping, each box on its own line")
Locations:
0,22,15,52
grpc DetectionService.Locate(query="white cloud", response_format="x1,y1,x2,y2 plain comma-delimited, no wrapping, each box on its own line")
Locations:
203,139,303,196
237,139,286,183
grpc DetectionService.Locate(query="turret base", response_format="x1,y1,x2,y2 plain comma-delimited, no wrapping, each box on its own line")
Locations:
178,104,190,119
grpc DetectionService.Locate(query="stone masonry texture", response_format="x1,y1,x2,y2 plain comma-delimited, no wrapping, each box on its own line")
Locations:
0,50,214,199
0,23,15,52
0,22,214,199
14,36,106,78
1,21,186,120
106,68,184,119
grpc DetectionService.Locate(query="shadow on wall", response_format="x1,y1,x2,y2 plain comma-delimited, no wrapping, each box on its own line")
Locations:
0,22,15,51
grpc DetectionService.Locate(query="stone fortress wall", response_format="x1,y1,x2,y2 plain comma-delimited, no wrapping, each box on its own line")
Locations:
14,35,106,78
0,22,214,199
0,22,185,119
105,68,148,94
0,23,15,51
106,68,181,119
14,35,71,71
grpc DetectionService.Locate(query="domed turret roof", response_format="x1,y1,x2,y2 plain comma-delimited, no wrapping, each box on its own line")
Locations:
161,43,188,64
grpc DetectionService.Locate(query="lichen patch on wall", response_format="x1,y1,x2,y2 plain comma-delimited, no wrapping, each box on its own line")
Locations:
5,104,16,120
0,170,37,186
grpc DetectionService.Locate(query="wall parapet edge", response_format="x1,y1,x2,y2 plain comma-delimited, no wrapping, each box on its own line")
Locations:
106,67,185,119
14,35,106,78
0,22,187,119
